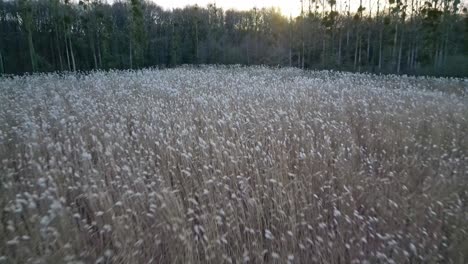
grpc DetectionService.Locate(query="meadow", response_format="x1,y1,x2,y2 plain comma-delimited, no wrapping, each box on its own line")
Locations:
0,66,467,263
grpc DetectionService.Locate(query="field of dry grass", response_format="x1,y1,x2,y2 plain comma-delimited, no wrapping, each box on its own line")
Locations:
0,66,467,263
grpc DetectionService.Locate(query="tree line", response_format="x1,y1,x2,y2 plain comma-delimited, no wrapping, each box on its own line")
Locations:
0,0,467,76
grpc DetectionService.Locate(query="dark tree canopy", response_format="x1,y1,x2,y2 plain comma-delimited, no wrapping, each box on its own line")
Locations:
0,0,466,77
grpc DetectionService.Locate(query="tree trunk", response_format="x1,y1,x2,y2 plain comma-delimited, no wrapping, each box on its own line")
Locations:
301,42,305,69
91,39,98,69
301,37,305,69
443,29,449,67
97,33,102,68
367,30,371,66
338,30,342,66
358,38,362,72
397,30,403,74
254,10,259,63
354,30,359,70
407,43,411,71
54,24,63,71
322,37,326,67
129,38,133,69
289,17,292,67
195,21,199,64
392,23,398,69
346,30,350,47
300,1,305,69
89,25,98,69
438,44,444,69
378,28,383,71
68,34,76,72
50,37,56,69
414,46,418,70
27,28,37,72
246,34,250,65
0,51,4,74
64,34,71,71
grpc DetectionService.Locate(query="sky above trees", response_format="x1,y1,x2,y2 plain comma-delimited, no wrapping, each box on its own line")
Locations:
155,0,304,16
155,0,367,16
154,0,467,16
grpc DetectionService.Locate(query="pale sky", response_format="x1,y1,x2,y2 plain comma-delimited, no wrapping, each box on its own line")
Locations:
154,0,364,17
153,0,468,17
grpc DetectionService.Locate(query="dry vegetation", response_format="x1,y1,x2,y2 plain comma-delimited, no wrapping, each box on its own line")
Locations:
0,66,467,264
